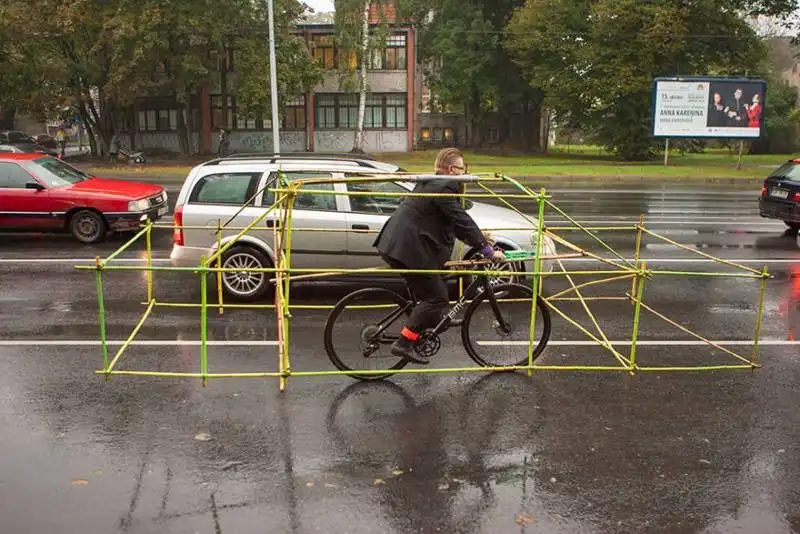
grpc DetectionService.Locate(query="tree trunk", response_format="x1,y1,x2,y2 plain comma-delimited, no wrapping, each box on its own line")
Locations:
128,105,137,150
352,0,371,154
184,98,194,155
220,50,229,136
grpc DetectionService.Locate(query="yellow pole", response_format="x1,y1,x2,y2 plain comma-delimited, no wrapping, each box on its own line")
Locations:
632,214,644,301
216,219,224,316
145,221,153,302
751,266,769,366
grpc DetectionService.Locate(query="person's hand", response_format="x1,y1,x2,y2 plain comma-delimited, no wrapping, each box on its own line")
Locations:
490,249,506,262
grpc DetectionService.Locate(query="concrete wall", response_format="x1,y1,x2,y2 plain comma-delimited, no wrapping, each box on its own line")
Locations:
216,130,308,154
138,132,201,154
314,130,407,152
317,71,407,94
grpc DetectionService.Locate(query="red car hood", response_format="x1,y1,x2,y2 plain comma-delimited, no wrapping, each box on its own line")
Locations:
67,178,163,199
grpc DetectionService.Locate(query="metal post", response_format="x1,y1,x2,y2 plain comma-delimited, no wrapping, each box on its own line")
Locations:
664,138,669,166
737,140,744,170
200,255,208,386
267,0,281,154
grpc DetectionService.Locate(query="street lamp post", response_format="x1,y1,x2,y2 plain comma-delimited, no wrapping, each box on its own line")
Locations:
267,0,281,154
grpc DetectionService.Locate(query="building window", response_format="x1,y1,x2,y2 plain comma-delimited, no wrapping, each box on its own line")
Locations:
385,94,406,128
314,93,407,129
315,94,337,128
443,128,454,142
421,127,431,141
311,35,336,69
211,95,234,130
284,98,306,130
337,93,359,129
370,34,407,70
138,109,177,132
364,95,384,128
384,34,407,70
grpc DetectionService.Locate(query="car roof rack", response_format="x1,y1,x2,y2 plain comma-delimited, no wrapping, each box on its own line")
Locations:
221,151,376,161
202,152,385,168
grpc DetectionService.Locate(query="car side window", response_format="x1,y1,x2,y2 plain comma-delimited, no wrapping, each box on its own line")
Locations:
261,172,335,211
346,178,407,215
8,132,26,142
0,162,36,188
189,173,260,205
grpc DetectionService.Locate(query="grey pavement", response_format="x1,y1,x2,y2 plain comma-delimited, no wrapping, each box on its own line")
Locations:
1,187,799,533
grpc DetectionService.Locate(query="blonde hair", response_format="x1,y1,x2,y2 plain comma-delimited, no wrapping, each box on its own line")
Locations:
434,148,463,174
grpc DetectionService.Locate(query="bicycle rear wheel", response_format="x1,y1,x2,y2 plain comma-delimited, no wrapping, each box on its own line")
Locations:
461,283,551,368
324,288,411,381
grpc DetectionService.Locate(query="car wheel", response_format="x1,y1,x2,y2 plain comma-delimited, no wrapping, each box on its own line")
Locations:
784,221,800,232
69,210,107,244
220,246,273,302
460,245,523,291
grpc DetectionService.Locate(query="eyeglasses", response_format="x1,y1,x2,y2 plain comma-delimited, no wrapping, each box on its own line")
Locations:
450,164,468,172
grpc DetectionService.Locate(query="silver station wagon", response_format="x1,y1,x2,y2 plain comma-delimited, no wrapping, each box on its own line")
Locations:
170,154,556,301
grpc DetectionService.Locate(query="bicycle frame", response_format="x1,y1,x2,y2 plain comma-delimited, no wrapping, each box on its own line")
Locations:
367,265,510,348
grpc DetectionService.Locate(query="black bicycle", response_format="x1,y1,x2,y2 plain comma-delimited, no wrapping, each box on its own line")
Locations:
324,254,552,381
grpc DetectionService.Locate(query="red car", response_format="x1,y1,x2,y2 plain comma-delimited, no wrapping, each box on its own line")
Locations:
0,153,167,243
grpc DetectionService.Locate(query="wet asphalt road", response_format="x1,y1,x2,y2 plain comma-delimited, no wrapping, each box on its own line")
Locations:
1,185,800,533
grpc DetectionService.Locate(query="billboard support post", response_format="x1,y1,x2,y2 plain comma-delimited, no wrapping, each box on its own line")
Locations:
737,140,744,170
664,138,670,166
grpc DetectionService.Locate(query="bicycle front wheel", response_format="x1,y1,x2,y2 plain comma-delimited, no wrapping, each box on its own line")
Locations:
462,283,551,368
324,288,411,381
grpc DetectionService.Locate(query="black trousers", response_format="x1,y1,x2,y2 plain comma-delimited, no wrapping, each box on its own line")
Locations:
382,254,448,333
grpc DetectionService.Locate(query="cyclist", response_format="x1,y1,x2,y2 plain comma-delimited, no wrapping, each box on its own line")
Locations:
373,148,505,364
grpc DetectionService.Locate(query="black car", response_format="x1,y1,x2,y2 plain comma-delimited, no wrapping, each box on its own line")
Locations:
0,130,37,145
759,160,800,231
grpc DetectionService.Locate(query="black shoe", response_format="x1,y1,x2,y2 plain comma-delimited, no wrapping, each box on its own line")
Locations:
391,337,429,365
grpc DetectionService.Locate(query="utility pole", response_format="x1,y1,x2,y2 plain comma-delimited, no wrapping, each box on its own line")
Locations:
267,0,281,154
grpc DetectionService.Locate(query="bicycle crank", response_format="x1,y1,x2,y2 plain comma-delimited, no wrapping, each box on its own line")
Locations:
415,330,441,358
360,324,381,357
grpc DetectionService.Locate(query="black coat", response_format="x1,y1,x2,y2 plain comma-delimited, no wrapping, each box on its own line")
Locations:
373,178,486,270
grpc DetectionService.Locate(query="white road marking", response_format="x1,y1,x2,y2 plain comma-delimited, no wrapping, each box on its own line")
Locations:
477,340,799,346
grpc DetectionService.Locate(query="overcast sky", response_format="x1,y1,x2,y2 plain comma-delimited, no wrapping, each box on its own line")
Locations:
305,0,334,12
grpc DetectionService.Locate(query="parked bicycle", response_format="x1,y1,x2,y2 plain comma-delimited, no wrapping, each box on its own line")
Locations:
324,252,552,381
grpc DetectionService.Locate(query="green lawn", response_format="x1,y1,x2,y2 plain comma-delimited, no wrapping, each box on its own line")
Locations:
374,147,798,178
79,146,799,179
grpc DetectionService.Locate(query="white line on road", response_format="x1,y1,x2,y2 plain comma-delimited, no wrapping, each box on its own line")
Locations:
479,340,799,346
0,339,795,347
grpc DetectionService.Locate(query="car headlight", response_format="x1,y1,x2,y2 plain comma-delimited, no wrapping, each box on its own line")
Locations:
128,199,150,212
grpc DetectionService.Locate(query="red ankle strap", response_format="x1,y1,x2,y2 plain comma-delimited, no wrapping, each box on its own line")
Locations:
401,327,420,341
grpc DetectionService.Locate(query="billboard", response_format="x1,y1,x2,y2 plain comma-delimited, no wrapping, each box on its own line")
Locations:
652,77,766,139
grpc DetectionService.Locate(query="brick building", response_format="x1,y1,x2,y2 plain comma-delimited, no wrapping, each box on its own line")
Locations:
120,3,418,155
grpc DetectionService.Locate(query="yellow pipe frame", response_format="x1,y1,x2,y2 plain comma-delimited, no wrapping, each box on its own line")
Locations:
76,171,773,389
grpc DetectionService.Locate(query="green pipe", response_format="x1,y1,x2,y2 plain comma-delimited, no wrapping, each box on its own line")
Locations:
629,263,647,370
95,266,108,369
528,190,546,370
105,299,155,374
544,199,635,268
200,255,208,385
751,266,769,364
102,223,151,265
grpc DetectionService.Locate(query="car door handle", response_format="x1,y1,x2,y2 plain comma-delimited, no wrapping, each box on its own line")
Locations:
351,224,370,231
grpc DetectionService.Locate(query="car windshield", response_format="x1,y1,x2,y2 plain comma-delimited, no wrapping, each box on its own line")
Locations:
769,162,800,182
26,157,89,187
